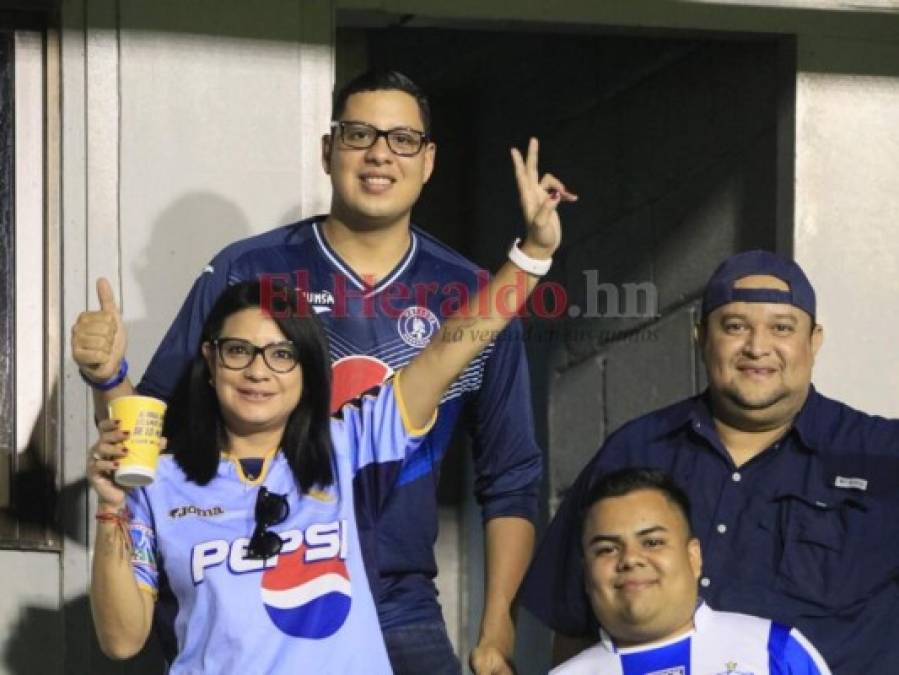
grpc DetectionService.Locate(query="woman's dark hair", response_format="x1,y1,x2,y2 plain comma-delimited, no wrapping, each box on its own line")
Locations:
580,467,694,537
332,68,432,136
164,281,333,491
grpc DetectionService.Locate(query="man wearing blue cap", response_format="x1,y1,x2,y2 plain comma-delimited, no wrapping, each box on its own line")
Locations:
518,250,899,674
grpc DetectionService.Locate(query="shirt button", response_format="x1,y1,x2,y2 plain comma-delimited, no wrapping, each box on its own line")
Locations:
732,472,741,482
700,577,711,588
717,523,727,534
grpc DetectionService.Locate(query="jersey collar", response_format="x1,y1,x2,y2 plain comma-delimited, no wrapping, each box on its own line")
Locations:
220,446,280,485
679,387,823,458
600,601,705,654
312,220,418,298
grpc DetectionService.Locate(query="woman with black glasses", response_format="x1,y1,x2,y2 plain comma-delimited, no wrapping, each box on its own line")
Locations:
84,139,575,673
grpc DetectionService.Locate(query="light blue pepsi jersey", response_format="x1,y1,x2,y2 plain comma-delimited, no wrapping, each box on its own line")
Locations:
137,216,541,628
551,603,832,675
127,378,432,674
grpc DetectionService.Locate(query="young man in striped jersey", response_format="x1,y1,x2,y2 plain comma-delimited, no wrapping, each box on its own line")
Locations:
553,468,830,675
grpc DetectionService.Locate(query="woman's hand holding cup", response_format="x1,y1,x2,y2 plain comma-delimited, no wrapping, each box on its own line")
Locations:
88,419,130,512
88,417,170,510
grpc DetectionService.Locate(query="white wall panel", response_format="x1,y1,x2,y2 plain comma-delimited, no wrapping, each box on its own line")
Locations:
117,0,334,377
13,31,45,455
795,36,899,417
0,552,63,675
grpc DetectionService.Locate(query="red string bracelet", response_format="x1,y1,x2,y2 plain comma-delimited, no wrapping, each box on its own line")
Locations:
96,508,133,552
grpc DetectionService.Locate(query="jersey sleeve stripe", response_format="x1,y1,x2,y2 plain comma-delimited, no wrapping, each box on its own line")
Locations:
788,628,832,674
393,370,437,437
768,620,790,670
769,621,832,675
137,582,158,600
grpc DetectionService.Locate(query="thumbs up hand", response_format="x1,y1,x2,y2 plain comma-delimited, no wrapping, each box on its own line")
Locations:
72,278,128,383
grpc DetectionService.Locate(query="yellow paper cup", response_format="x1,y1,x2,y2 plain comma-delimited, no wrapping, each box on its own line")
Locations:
108,395,167,487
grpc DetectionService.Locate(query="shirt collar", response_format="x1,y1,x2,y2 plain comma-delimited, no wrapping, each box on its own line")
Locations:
789,385,826,452
692,599,712,632
676,386,823,454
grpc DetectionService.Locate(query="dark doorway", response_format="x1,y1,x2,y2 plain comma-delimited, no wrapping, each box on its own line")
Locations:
337,19,791,673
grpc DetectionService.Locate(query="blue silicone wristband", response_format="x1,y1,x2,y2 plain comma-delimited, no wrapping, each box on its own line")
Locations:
80,358,129,391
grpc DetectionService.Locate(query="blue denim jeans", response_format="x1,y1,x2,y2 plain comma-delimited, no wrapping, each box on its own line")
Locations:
383,621,462,675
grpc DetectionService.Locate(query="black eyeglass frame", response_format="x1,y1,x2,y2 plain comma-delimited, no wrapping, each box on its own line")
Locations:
330,120,430,157
212,337,299,374
244,486,289,560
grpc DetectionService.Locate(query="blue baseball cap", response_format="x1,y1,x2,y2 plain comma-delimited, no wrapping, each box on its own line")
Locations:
701,250,816,320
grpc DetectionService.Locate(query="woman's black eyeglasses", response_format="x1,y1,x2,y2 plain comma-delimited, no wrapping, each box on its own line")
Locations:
245,486,289,560
213,337,299,373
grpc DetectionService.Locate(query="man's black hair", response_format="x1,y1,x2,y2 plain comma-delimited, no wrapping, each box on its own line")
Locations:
581,467,694,537
331,69,432,136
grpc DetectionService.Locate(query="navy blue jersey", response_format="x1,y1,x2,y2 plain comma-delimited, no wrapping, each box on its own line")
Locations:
138,216,542,628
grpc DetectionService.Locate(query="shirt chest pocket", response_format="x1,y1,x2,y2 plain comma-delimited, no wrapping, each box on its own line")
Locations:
763,491,873,613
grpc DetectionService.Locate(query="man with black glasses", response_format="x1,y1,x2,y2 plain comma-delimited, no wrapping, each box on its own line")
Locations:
73,69,550,675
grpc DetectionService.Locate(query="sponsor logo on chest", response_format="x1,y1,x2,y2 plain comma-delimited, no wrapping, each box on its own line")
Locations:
190,519,348,583
169,504,225,519
190,519,353,639
304,289,335,314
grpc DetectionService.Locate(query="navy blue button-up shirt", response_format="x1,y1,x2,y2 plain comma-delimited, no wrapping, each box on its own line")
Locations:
519,387,899,674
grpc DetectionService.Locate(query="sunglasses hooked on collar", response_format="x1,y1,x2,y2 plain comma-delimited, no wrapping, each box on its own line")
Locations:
244,486,289,560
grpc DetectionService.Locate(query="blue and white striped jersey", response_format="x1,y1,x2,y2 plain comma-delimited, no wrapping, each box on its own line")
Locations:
551,603,831,675
127,378,431,675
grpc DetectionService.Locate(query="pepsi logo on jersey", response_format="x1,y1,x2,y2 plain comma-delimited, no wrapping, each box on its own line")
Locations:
190,520,353,638
330,355,393,413
261,543,352,638
190,520,349,583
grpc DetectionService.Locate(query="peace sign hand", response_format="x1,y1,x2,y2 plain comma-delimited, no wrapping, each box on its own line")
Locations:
510,137,577,260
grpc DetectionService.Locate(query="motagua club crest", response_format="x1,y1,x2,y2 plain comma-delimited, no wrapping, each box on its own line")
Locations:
397,306,440,349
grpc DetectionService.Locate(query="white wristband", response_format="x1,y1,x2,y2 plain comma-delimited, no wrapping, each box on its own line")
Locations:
508,238,552,276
